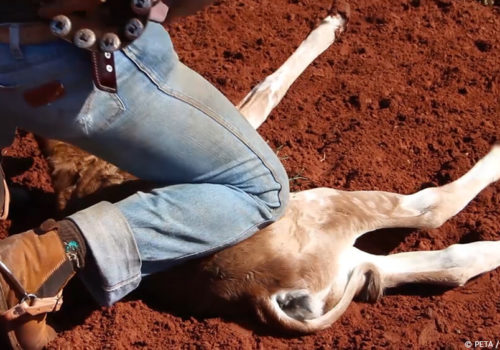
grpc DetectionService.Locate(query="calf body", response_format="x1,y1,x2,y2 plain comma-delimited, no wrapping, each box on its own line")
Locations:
147,147,500,332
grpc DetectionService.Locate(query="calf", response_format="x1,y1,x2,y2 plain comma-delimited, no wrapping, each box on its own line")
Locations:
146,146,500,332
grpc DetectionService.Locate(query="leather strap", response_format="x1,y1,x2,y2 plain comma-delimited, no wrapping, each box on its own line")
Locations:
1,292,63,321
91,51,117,93
0,260,30,301
0,22,56,45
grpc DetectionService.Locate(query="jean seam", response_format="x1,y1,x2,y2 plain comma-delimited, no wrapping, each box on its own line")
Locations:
165,86,286,209
103,91,126,129
101,273,141,292
122,47,285,208
76,87,126,135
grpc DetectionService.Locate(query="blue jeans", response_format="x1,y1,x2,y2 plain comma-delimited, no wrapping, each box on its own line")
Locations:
0,22,289,305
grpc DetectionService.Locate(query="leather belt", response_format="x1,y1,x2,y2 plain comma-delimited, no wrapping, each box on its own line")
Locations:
0,22,57,45
0,22,117,93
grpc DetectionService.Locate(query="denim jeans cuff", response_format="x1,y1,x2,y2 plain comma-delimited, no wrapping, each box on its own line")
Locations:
69,201,142,306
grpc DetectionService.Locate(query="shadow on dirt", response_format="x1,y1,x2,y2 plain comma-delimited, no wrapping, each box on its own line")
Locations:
354,227,416,255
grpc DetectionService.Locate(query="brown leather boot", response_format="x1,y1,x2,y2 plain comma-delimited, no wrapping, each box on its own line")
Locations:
0,220,80,350
0,164,9,220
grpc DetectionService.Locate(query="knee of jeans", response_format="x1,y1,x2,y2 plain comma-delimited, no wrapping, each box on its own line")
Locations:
267,165,290,221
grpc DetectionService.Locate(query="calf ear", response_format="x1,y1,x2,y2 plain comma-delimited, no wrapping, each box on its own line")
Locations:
275,290,318,321
356,267,383,303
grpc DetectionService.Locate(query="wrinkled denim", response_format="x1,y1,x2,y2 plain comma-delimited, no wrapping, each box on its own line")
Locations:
0,22,289,306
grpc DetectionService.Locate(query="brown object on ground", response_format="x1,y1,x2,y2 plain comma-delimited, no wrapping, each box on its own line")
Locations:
0,0,499,348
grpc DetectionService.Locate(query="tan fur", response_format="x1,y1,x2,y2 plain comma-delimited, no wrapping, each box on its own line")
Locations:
37,138,138,212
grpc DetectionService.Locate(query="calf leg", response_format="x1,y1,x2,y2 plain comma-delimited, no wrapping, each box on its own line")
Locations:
335,145,500,238
237,13,348,129
350,242,500,289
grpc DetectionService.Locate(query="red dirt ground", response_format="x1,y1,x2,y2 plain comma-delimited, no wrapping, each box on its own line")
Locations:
1,0,499,348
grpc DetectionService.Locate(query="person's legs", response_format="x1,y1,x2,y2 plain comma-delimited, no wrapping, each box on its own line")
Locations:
0,23,289,306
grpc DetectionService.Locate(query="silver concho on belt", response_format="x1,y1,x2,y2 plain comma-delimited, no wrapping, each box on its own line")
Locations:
49,0,156,52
